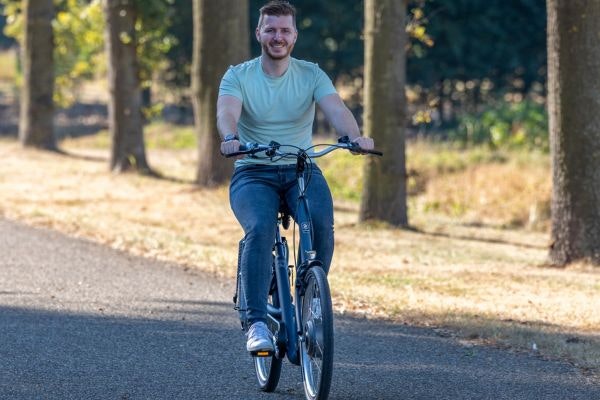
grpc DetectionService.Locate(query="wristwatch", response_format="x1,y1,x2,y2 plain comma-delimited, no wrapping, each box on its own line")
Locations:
223,134,239,142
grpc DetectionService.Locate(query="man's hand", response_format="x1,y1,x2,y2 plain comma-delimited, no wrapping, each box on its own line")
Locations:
220,139,241,156
352,136,375,151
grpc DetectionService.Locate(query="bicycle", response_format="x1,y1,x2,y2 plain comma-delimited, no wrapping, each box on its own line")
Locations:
227,136,382,400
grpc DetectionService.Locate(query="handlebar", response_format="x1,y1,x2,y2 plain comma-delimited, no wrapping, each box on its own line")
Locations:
223,136,383,159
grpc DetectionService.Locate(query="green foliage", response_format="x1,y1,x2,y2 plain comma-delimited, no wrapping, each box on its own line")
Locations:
449,99,548,150
163,0,192,89
408,0,546,93
406,1,434,56
53,0,104,106
1,0,176,106
1,0,105,105
0,3,16,48
133,0,177,89
0,0,22,43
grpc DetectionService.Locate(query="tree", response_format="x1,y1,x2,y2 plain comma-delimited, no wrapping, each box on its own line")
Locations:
547,0,600,265
359,0,408,226
19,0,55,150
103,0,150,173
192,0,248,186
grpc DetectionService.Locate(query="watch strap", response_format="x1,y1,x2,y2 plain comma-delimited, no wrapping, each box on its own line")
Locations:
223,134,239,142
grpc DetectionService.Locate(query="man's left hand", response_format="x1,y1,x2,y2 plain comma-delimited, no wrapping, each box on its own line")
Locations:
352,136,374,151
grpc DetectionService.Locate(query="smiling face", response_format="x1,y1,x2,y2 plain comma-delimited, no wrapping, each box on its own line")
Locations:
256,14,298,61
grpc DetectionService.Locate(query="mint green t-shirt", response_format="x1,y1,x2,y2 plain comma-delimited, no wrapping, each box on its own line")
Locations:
218,57,337,166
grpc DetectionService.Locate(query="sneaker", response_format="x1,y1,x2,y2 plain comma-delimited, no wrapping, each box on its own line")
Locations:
246,321,274,354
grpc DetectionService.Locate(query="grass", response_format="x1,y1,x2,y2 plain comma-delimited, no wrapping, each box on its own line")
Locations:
61,121,197,151
0,129,598,379
0,49,17,81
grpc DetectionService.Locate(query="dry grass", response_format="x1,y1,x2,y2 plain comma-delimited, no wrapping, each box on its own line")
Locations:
0,49,17,81
0,137,598,378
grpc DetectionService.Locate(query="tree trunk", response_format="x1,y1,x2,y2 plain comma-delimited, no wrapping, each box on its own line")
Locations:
547,0,600,265
192,0,249,187
103,0,150,174
19,0,55,150
359,0,408,226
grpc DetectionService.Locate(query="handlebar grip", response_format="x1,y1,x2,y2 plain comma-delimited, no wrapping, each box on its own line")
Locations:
348,144,383,156
224,151,246,158
340,136,383,156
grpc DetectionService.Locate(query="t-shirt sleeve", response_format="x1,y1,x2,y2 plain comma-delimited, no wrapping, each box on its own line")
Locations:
219,66,243,101
313,67,337,102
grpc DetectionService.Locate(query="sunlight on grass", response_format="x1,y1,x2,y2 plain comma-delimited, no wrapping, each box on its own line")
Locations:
60,121,197,150
0,50,17,81
145,121,196,149
319,151,365,201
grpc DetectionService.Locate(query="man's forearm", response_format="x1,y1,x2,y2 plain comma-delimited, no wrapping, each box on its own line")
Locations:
217,113,238,139
216,95,243,140
331,106,360,139
318,94,361,139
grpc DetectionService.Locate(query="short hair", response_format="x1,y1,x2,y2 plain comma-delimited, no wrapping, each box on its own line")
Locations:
258,1,297,28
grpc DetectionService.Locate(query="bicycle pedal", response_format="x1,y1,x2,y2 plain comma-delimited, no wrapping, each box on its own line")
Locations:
251,349,274,357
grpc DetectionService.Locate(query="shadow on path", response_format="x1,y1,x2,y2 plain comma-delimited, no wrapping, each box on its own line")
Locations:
1,306,598,400
1,219,598,399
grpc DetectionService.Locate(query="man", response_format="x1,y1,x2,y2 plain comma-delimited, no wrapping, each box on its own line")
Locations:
217,0,374,354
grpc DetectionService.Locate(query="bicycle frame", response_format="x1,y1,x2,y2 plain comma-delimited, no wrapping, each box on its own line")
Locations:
268,153,322,366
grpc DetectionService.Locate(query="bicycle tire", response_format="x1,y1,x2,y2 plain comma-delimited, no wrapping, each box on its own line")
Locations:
254,293,283,392
235,238,249,331
299,266,334,400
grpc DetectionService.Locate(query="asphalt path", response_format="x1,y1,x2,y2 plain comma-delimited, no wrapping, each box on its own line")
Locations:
1,219,599,399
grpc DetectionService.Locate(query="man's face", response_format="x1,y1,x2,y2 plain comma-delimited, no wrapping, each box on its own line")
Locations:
256,14,297,60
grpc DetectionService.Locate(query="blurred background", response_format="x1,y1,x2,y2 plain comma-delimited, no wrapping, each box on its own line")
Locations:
0,0,554,232
0,0,548,149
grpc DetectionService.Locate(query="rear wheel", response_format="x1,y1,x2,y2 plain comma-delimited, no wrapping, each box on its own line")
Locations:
299,266,334,400
254,294,283,392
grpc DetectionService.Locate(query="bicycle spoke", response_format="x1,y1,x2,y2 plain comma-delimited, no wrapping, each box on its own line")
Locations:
253,294,282,392
300,267,333,400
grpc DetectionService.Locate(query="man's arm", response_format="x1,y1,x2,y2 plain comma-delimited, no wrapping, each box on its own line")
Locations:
317,93,374,150
216,95,242,154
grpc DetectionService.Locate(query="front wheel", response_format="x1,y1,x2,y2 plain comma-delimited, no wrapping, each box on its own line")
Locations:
299,266,334,400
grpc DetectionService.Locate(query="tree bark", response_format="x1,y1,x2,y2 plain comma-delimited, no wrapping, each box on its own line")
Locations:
192,0,249,187
19,0,55,150
360,0,408,226
103,0,150,174
547,0,600,265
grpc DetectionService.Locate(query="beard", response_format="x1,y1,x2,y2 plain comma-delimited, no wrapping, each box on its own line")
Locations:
261,41,295,60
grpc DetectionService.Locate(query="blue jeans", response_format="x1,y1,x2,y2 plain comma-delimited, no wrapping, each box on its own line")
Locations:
229,164,334,325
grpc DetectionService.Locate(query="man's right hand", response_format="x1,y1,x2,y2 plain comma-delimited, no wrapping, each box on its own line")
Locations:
220,139,241,156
